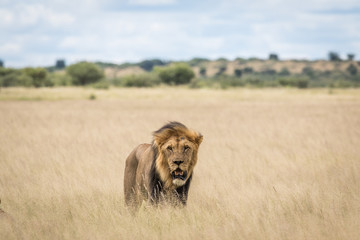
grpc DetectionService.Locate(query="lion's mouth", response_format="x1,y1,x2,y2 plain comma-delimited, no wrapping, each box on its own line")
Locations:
171,169,187,181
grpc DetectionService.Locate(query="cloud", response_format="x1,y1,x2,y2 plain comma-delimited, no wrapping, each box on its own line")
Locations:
0,3,75,28
0,43,21,55
1,0,359,67
128,0,177,6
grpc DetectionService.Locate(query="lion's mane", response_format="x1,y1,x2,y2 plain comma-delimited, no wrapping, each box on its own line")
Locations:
124,122,203,210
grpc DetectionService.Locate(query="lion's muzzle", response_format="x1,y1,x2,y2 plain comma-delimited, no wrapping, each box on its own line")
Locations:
171,168,187,186
171,168,187,180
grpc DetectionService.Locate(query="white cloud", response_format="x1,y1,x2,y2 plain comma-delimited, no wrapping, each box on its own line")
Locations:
0,9,13,25
0,43,21,55
0,3,75,28
1,0,360,67
128,0,177,6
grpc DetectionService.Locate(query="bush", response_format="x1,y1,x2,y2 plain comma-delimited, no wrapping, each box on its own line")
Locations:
261,69,276,75
234,69,242,77
278,77,309,88
66,62,103,85
155,63,194,85
91,80,110,89
279,68,290,76
1,71,32,87
139,59,165,71
189,58,210,67
243,67,253,73
50,73,72,86
199,67,207,77
302,67,315,77
22,68,48,87
347,64,357,75
218,76,245,88
121,73,160,87
189,78,210,89
0,67,51,87
216,66,227,76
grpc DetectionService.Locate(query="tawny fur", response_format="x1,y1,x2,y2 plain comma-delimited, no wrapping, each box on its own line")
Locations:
124,122,203,210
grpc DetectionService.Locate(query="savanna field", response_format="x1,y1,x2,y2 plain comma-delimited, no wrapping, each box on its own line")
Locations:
0,87,359,240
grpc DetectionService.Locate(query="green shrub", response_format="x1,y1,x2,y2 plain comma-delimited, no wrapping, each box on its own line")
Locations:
302,67,315,77
279,68,290,76
139,59,165,71
50,73,72,86
215,66,227,76
89,94,96,100
218,76,245,88
278,77,309,88
155,63,194,85
188,58,210,67
199,67,207,77
67,62,103,85
234,69,242,77
189,78,210,89
347,64,357,75
121,73,160,87
91,80,110,89
22,67,48,87
243,67,253,73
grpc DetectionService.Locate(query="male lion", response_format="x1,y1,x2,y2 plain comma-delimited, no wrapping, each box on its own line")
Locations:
124,122,203,210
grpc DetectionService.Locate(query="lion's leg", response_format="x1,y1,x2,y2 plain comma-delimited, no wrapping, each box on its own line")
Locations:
124,149,139,210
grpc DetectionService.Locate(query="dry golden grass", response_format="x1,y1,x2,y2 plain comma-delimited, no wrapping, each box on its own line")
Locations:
1,88,360,239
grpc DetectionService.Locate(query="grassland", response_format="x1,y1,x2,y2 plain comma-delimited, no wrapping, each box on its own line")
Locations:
1,87,360,239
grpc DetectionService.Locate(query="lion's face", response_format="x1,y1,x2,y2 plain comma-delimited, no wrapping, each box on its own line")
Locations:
161,136,197,186
153,122,203,189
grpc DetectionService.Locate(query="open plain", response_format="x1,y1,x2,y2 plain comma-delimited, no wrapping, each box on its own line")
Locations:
0,87,360,239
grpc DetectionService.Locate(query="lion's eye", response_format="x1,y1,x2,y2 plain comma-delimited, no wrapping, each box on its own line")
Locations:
167,146,173,151
184,145,190,152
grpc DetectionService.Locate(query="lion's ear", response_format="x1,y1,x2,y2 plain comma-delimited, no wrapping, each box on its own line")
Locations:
195,133,203,146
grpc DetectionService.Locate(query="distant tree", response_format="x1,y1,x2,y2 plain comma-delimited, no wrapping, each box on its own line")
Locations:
189,58,210,66
66,62,104,85
347,54,355,61
243,67,253,73
139,59,165,71
216,57,228,62
199,67,206,77
0,59,3,67
329,52,341,61
23,67,48,87
347,64,357,75
55,59,66,69
234,69,242,77
279,67,290,76
269,53,279,61
297,78,309,88
261,69,276,75
302,67,315,77
156,63,194,85
216,66,227,76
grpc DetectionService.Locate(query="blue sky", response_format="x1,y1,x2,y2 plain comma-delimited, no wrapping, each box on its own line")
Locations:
0,0,359,67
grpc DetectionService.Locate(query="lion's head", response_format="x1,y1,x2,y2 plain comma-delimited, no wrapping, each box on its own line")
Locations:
153,122,203,189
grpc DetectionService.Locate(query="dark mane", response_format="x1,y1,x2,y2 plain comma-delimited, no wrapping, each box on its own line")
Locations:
149,121,193,205
153,121,188,136
149,143,162,203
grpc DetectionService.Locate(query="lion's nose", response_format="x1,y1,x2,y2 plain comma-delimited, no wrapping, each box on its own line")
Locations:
174,160,183,166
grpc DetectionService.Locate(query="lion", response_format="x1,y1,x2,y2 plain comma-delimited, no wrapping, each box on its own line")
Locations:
124,121,203,210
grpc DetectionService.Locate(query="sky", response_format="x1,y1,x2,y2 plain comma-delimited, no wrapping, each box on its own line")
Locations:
0,0,360,68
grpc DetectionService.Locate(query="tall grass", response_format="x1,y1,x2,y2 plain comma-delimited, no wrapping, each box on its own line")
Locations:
1,88,359,239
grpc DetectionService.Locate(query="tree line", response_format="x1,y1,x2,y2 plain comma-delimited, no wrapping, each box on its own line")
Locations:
0,53,359,89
